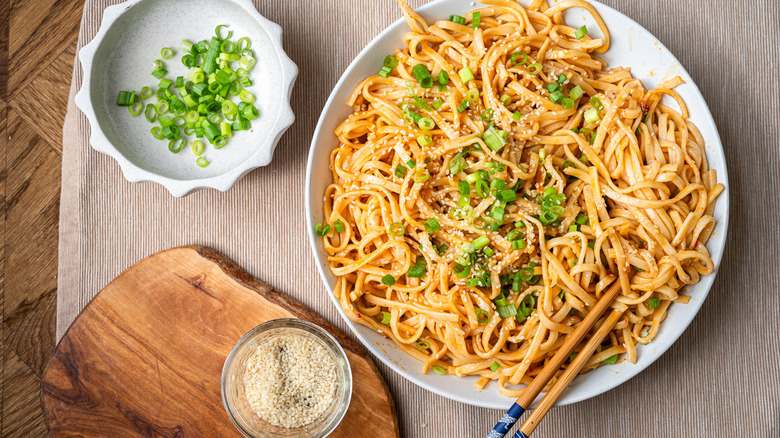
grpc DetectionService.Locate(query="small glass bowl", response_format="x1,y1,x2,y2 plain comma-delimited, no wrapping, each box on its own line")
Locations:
222,319,352,438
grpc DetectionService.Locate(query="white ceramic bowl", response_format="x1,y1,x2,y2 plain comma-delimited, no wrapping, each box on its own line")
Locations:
76,0,297,197
305,0,730,409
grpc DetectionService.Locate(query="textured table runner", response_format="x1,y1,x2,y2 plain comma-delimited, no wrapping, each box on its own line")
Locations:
59,1,780,436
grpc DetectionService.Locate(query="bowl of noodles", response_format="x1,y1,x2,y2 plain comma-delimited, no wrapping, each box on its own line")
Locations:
305,0,729,409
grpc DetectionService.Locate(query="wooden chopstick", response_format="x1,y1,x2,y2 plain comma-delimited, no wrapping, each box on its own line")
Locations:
513,309,624,437
486,270,632,438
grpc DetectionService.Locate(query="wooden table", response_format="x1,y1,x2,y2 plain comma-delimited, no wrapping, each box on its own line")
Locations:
0,0,83,435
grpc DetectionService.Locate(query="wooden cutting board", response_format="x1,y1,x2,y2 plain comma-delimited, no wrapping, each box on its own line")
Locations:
41,246,399,437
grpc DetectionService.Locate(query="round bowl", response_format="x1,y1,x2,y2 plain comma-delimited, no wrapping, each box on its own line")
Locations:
221,319,352,438
76,0,297,197
305,0,729,409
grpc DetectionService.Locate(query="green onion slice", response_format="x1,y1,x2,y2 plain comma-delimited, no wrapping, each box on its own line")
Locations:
431,365,447,375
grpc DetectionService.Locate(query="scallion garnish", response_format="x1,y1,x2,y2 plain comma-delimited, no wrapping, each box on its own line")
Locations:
381,275,396,286
116,26,258,167
431,365,447,375
574,25,588,39
424,218,441,234
448,14,466,25
458,66,474,83
584,108,600,124
412,63,434,88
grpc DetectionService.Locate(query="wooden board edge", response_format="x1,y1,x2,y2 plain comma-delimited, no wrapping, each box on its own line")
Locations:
42,245,401,438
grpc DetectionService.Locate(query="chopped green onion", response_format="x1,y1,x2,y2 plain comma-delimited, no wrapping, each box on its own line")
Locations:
527,63,542,75
334,220,345,233
454,264,471,278
424,218,441,234
161,47,174,59
497,304,517,319
648,297,660,309
602,354,618,364
472,11,481,29
378,66,393,78
432,98,443,109
590,96,604,110
500,94,511,105
380,311,391,325
561,97,575,109
458,66,474,84
557,74,567,84
413,96,432,111
512,111,522,121
482,126,507,152
510,52,527,66
480,109,493,122
411,64,434,89
584,108,600,124
475,309,490,323
408,265,425,278
389,222,405,236
413,169,431,183
128,101,143,117
415,340,430,350
496,189,517,203
195,156,209,167
448,14,466,25
144,104,157,122
490,362,500,372
520,294,535,316
381,274,396,286
437,70,450,86
418,116,435,130
190,140,204,155
574,25,588,39
569,85,584,99
449,152,466,174
465,88,479,102
458,180,470,195
140,86,153,100
116,90,134,106
417,134,433,146
431,365,447,375
314,222,331,236
472,235,490,250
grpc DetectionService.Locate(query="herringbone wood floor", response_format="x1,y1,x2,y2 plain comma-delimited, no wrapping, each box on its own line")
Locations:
1,0,84,435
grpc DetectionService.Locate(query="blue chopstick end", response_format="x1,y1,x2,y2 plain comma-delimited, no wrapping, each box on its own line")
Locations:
486,403,525,438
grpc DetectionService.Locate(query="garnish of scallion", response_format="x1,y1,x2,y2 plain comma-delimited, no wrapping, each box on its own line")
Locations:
116,25,260,168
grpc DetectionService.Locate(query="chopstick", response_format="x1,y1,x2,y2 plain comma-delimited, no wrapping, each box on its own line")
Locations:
511,309,624,437
486,271,630,438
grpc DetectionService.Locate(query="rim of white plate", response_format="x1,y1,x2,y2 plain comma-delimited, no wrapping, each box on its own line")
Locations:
305,0,729,409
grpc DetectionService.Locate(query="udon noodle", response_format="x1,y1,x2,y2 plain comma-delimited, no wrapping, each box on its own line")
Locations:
317,0,723,396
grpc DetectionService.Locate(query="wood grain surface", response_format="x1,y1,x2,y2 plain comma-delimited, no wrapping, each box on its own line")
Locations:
52,0,780,436
0,0,83,434
41,246,399,437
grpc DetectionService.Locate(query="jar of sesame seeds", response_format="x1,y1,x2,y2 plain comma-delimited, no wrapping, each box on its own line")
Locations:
222,319,352,438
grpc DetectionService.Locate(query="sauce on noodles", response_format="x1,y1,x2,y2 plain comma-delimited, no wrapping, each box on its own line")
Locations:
316,0,723,397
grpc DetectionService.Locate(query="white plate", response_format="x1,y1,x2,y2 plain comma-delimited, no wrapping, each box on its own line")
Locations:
305,0,729,409
76,0,297,197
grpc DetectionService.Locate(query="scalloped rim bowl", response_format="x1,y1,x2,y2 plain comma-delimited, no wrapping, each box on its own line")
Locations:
76,0,297,197
305,0,729,409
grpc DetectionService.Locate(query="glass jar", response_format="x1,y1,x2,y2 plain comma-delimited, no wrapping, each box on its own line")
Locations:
222,318,352,438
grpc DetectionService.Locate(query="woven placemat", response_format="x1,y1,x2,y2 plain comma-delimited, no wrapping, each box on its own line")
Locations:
58,1,780,436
